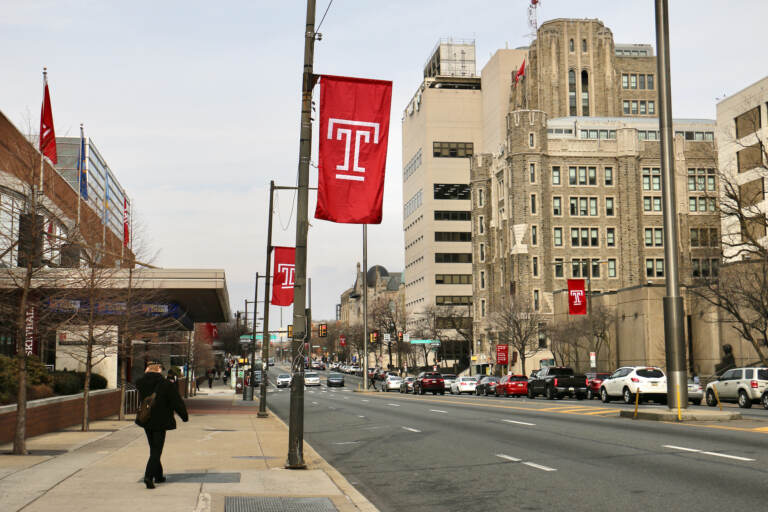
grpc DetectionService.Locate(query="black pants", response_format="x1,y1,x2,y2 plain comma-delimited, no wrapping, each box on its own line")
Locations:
144,429,166,480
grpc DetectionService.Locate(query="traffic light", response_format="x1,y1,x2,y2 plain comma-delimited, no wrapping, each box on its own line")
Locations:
287,324,293,339
397,331,403,343
319,323,327,337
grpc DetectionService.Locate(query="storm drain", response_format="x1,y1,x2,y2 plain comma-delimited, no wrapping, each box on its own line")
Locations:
224,497,337,512
159,472,241,483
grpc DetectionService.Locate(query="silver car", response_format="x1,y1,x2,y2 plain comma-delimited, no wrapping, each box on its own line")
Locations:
381,375,403,392
705,367,768,408
304,372,321,386
687,378,703,405
276,373,292,388
450,376,478,395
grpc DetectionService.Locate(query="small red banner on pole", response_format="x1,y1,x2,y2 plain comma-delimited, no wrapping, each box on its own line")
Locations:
271,247,296,306
567,279,587,315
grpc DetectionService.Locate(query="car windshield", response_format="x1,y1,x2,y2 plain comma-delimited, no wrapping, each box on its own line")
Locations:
460,377,477,382
424,373,442,378
510,376,527,381
486,377,499,382
305,373,318,378
278,374,290,379
636,369,664,378
329,373,342,378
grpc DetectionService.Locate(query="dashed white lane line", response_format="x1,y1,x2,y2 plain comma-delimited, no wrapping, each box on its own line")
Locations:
402,427,421,433
361,399,369,403
663,445,755,462
334,441,360,445
502,419,536,426
430,409,447,414
387,403,400,407
496,454,556,471
495,454,521,462
311,401,318,405
358,415,366,418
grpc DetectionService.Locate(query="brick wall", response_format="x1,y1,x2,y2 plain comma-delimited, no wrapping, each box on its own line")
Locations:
0,389,121,444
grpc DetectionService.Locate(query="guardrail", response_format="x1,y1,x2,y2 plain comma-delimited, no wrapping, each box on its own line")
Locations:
124,384,139,414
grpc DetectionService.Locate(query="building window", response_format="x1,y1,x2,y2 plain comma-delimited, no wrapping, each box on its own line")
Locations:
530,162,536,183
480,271,485,289
552,166,561,185
735,106,762,139
554,227,563,246
578,167,587,185
435,231,472,242
631,100,638,115
529,133,535,148
647,74,654,90
604,167,613,186
623,100,630,115
478,216,484,234
590,197,598,216
569,166,577,185
630,74,637,89
646,258,665,278
591,259,601,278
642,168,661,190
436,296,473,305
553,196,562,216
588,167,597,185
568,70,577,116
433,141,474,158
554,258,564,278
590,227,599,247
582,39,587,52
606,197,615,216
648,101,655,115
639,74,646,90
477,188,484,206
530,194,537,215
434,183,470,200
570,228,579,247
581,70,590,116
569,39,574,52
479,243,485,262
404,189,423,218
639,101,647,115
608,259,617,278
436,274,473,285
533,290,540,311
481,299,486,317
435,253,473,263
622,74,629,89
434,210,471,221
531,225,538,246
607,227,615,247
571,258,589,278
532,256,539,277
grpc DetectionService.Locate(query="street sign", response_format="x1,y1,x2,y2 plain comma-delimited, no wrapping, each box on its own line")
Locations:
409,338,438,345
496,344,508,365
383,333,391,343
403,333,410,343
590,351,596,368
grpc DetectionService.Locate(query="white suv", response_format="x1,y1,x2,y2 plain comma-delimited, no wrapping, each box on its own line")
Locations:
705,367,768,408
600,366,667,404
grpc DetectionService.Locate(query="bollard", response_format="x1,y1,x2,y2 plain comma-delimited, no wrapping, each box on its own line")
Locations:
676,387,682,421
634,389,640,419
712,385,723,411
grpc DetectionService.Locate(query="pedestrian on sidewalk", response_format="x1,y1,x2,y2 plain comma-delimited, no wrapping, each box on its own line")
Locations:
135,361,189,489
222,370,228,386
207,369,214,388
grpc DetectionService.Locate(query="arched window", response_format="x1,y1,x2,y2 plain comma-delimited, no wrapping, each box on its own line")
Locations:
581,70,590,117
569,39,574,52
582,39,587,52
568,70,577,116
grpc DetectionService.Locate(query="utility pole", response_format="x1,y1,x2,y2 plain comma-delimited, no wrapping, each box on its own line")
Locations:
250,273,259,402
655,0,688,408
287,0,316,469
362,225,369,390
259,181,276,418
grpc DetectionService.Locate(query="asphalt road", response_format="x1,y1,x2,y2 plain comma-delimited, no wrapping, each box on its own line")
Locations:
264,368,768,511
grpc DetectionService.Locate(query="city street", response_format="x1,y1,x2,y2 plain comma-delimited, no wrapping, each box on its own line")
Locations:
266,368,768,512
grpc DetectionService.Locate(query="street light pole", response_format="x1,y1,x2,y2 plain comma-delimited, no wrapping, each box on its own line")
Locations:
363,225,369,391
259,180,276,418
287,0,316,469
654,0,688,409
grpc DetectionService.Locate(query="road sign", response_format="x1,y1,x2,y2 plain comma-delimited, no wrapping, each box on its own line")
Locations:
383,333,391,343
496,344,509,365
409,338,438,345
589,351,596,368
403,333,410,343
339,334,346,347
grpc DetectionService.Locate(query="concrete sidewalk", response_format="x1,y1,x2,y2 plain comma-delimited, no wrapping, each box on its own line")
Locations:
0,383,377,512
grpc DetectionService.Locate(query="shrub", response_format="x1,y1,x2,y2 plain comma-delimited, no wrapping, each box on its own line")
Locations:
28,384,54,400
0,355,54,404
52,371,81,395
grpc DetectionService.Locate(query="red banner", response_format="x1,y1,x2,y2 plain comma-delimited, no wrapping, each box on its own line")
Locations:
315,75,392,224
496,344,508,365
123,197,130,248
271,246,296,306
567,279,587,315
40,81,57,164
339,335,346,347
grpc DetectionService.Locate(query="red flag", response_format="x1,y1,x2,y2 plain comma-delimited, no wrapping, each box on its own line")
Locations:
567,279,587,315
123,197,130,247
514,58,526,87
315,75,392,224
271,246,296,306
39,79,57,164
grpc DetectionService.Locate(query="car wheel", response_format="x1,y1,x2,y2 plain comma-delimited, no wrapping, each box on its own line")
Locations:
623,387,633,404
762,393,768,410
690,398,703,406
504,389,510,398
576,393,585,400
527,389,535,400
600,388,609,403
432,391,437,395
546,386,555,400
440,391,445,395
706,389,717,407
476,388,480,396
586,389,593,400
738,390,752,409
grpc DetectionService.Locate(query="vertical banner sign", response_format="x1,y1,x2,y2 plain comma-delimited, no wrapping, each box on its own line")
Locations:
123,197,130,247
24,305,37,357
339,335,346,347
315,75,393,224
567,279,587,315
271,246,296,306
496,344,508,365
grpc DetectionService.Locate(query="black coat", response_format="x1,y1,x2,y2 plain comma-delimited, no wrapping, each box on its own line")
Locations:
134,372,189,431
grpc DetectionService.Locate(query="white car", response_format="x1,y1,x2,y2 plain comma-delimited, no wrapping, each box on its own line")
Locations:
600,366,667,404
450,376,478,395
304,372,321,386
380,375,403,392
276,374,292,388
706,367,768,408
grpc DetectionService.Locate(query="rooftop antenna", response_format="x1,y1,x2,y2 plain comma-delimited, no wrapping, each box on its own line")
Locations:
527,0,540,40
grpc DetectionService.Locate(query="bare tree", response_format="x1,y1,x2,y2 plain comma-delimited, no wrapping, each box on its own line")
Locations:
491,298,544,376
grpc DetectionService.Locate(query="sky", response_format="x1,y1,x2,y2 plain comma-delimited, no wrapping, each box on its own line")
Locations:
2,0,768,329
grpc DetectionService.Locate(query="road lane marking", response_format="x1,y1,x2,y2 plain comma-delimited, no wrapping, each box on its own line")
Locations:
496,454,521,462
502,419,536,426
358,415,365,418
311,401,318,405
361,399,369,402
402,427,421,433
387,403,400,407
523,462,557,472
663,445,755,461
430,409,447,414
334,441,360,445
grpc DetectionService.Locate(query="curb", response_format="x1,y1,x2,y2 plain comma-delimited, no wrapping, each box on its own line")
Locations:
619,409,742,421
268,409,379,512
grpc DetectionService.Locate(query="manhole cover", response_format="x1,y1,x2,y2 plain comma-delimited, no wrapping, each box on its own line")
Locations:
145,472,241,483
224,497,337,512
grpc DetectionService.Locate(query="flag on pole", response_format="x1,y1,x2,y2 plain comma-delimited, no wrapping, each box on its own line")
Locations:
123,197,129,247
315,75,392,224
567,279,587,315
77,127,88,199
514,58,526,87
271,246,296,306
103,172,109,225
39,71,57,164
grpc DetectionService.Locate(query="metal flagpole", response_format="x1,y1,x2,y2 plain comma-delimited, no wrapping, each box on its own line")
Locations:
363,225,368,391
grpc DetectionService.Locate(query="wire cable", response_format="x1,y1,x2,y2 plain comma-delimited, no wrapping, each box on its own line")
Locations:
315,0,334,34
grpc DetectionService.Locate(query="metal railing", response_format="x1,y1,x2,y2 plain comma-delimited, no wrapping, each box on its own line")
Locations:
123,383,139,414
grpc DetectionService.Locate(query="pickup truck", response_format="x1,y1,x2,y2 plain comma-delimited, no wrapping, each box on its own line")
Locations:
527,366,588,400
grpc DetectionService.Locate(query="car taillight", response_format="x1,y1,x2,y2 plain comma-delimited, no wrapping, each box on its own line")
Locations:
751,380,759,388
585,378,588,387
554,378,558,387
631,377,639,383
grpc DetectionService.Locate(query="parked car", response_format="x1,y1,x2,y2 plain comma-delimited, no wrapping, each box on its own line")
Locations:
326,372,344,387
585,372,612,400
304,372,321,386
413,372,445,395
475,376,500,396
276,373,292,388
687,378,703,405
495,374,528,397
450,376,478,395
268,357,275,366
349,365,361,375
705,367,768,408
400,376,415,393
762,389,768,410
528,366,588,400
381,374,403,392
600,366,666,404
442,374,457,389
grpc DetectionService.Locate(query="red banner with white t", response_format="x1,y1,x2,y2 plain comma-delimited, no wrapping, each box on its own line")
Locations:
567,279,587,315
315,75,392,224
271,246,296,306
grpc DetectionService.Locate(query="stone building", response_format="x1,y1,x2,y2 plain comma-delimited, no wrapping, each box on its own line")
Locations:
471,19,721,373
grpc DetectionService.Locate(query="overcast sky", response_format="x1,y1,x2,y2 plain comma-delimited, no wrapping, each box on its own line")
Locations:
2,1,767,328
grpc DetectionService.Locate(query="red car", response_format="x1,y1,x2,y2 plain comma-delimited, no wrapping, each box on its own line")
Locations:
413,372,445,395
585,372,612,400
495,374,529,397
